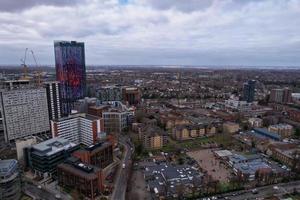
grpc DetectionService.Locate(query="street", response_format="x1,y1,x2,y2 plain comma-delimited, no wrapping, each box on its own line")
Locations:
202,180,300,200
23,183,58,200
110,135,134,200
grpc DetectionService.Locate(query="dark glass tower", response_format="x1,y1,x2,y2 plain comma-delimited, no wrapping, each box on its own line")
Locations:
243,80,256,102
54,41,86,116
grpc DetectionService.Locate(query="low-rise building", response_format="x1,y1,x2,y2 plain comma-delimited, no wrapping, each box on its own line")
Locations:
144,163,203,199
248,118,263,128
172,124,206,141
26,138,79,178
142,126,168,149
223,122,240,134
57,157,104,200
268,124,293,138
268,143,300,171
0,159,21,200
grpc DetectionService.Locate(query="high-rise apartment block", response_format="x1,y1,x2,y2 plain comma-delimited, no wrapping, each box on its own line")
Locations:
270,88,292,104
0,86,50,142
51,113,104,146
243,80,256,103
54,41,86,116
44,81,62,120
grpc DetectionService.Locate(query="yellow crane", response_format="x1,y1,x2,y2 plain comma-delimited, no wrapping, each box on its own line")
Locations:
20,48,29,80
30,50,42,86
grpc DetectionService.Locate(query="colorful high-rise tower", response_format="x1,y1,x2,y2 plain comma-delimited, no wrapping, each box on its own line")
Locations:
54,41,86,115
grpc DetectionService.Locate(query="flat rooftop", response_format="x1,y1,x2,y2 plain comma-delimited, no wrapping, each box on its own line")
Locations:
0,159,18,176
32,138,77,156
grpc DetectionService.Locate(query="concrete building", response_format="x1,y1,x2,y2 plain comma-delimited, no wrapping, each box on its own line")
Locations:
268,124,293,138
102,101,132,134
0,159,21,200
223,122,240,134
97,85,122,102
243,80,256,103
0,87,50,142
15,136,37,161
74,97,98,113
51,113,104,146
57,157,104,200
26,138,79,178
72,141,113,169
44,81,62,120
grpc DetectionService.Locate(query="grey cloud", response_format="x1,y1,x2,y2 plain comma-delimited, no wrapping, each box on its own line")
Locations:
0,0,81,12
142,0,214,12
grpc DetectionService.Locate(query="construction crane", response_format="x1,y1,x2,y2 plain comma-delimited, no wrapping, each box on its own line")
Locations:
30,50,42,86
20,48,29,80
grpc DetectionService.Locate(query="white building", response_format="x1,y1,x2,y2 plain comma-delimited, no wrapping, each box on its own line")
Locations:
0,87,50,142
51,113,104,146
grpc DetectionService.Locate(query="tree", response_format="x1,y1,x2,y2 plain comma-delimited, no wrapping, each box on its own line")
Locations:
295,128,300,139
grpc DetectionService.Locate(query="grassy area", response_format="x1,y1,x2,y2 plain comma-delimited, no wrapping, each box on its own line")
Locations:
166,133,233,151
283,193,300,200
21,194,33,200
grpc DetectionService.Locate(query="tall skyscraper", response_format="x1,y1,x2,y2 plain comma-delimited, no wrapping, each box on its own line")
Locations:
44,81,62,120
0,84,50,142
54,41,86,116
243,80,256,103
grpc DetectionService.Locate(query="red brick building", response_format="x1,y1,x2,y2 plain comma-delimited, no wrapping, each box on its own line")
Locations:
72,142,113,169
57,157,104,200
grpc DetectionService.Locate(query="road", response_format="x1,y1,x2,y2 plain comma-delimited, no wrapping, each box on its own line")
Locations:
202,180,300,200
110,135,134,200
23,183,58,200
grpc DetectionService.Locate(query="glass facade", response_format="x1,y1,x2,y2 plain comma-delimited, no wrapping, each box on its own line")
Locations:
54,41,86,115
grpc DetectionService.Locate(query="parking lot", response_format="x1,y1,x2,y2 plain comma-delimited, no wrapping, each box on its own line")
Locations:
187,149,232,182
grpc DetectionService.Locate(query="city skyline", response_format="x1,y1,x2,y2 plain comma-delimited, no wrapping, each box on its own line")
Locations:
0,0,300,67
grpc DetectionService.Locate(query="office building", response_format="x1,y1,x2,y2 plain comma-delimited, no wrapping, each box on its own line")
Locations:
54,41,86,116
122,87,141,106
243,80,256,102
73,141,113,169
0,159,21,200
97,85,122,102
57,157,104,200
270,88,292,104
44,81,62,120
51,113,104,146
102,101,131,134
74,97,98,113
0,87,50,142
26,138,79,178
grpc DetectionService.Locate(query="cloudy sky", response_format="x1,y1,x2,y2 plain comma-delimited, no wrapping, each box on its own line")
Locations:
0,0,300,67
